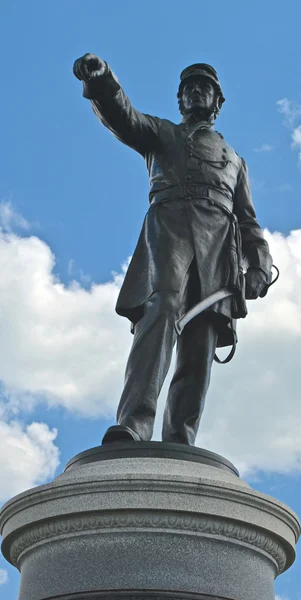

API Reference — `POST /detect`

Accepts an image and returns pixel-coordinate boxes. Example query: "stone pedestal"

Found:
[0,442,300,600]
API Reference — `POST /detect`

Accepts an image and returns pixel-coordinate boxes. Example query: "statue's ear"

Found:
[213,95,224,119]
[217,95,224,110]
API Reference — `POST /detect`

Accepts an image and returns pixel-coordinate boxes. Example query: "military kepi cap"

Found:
[178,63,225,103]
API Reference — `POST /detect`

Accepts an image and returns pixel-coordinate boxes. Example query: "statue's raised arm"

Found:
[73,53,160,155]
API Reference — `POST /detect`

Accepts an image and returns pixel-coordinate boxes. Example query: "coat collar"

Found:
[181,113,214,131]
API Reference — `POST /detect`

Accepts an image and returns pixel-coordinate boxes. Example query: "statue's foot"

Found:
[102,425,141,445]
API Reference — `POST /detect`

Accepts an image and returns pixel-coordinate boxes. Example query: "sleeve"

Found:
[82,63,161,156]
[233,158,273,277]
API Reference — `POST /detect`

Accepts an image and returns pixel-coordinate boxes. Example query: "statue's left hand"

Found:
[245,268,267,300]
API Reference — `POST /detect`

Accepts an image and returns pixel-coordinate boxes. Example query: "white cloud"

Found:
[68,258,92,286]
[277,97,301,127]
[292,125,301,161]
[254,143,273,153]
[0,569,8,585]
[292,125,301,145]
[0,230,131,416]
[277,97,301,163]
[0,414,59,501]
[275,596,289,600]
[0,224,300,478]
[0,200,30,232]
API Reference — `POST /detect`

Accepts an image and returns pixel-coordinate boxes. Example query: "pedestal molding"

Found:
[1,476,300,543]
[7,509,288,573]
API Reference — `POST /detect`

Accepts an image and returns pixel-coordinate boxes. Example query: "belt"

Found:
[150,184,233,214]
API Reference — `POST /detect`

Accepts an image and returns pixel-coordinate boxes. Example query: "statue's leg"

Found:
[113,290,184,441]
[162,312,218,445]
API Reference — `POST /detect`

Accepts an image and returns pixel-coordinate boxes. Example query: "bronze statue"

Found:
[73,54,273,446]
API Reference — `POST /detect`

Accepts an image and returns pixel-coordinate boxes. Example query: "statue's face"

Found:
[181,76,217,115]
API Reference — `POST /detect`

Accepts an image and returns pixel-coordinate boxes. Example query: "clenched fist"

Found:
[73,53,106,82]
[245,267,267,300]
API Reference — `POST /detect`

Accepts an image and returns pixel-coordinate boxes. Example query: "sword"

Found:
[174,287,234,336]
[174,265,280,336]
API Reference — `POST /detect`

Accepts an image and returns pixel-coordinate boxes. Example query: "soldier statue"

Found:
[73,54,273,446]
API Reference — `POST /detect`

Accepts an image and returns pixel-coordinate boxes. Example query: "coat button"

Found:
[188,152,194,157]
[186,174,192,181]
[186,195,192,201]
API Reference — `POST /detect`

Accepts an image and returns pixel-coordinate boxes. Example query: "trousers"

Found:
[116,260,218,445]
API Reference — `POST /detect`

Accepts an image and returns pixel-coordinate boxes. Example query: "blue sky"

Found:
[0,1,301,598]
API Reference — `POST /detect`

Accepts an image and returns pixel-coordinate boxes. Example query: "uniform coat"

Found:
[83,65,272,348]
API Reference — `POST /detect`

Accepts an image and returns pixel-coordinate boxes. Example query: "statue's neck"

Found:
[182,110,215,127]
